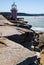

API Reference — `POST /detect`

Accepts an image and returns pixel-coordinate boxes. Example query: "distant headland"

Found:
[0,12,44,16]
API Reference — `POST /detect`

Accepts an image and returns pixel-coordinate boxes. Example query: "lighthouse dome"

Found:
[11,2,17,10]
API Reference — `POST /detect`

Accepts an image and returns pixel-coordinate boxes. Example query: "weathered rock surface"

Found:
[0,39,37,65]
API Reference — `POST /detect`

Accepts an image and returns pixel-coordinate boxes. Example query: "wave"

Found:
[31,27,44,32]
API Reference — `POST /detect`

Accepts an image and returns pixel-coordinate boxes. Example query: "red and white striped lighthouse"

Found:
[11,2,17,20]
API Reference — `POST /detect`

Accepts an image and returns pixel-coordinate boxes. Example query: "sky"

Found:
[0,0,44,14]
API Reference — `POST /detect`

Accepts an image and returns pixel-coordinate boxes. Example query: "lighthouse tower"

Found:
[11,2,17,20]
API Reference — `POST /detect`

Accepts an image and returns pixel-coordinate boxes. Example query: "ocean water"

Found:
[18,16,44,32]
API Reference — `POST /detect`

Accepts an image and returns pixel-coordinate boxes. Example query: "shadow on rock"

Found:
[17,56,37,65]
[6,33,33,50]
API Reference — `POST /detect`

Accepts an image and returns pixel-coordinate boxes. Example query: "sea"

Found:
[18,16,44,32]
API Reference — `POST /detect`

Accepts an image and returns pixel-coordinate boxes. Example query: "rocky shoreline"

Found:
[0,15,44,65]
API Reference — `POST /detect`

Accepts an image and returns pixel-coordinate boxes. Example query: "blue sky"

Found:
[0,0,44,14]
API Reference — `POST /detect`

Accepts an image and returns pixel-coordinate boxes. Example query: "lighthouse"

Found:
[11,2,17,20]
